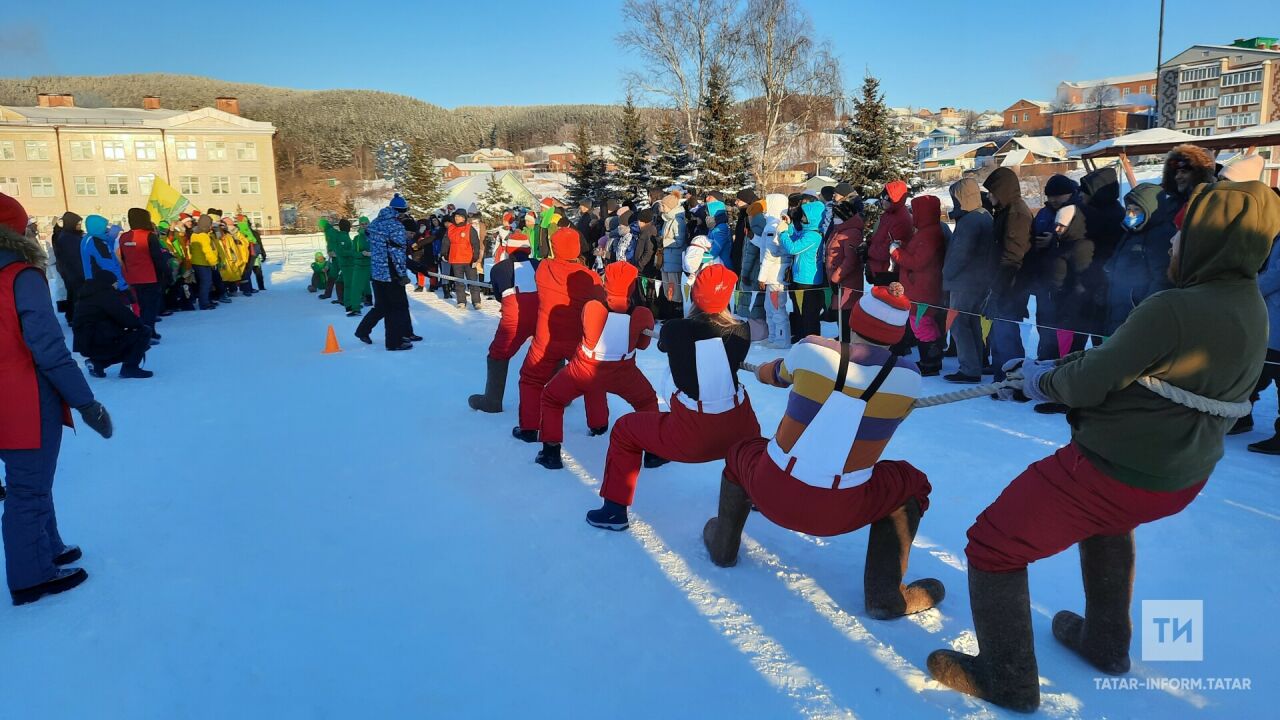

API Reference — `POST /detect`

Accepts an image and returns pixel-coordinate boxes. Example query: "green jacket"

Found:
[320,219,351,269]
[1039,180,1280,490]
[311,259,330,286]
[353,228,372,268]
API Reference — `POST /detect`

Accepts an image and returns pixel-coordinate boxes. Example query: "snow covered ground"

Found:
[2,251,1275,719]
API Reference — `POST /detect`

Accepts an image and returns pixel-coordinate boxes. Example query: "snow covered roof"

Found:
[0,105,275,133]
[523,144,574,155]
[1000,135,1073,159]
[432,159,453,167]
[1205,119,1280,142]
[929,126,961,137]
[439,171,536,213]
[802,175,838,192]
[1000,149,1031,167]
[931,141,996,162]
[1072,127,1198,158]
[452,162,495,173]
[1060,72,1156,89]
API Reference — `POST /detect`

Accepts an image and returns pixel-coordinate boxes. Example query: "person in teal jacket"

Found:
[345,216,372,316]
[780,198,826,339]
[705,200,732,266]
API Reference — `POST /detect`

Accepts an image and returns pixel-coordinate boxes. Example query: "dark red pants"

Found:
[965,443,1207,573]
[518,341,573,431]
[724,437,932,537]
[600,395,760,506]
[489,294,537,361]
[540,358,658,444]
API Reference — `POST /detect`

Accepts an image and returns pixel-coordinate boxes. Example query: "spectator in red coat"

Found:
[890,194,948,375]
[826,202,865,341]
[866,180,913,284]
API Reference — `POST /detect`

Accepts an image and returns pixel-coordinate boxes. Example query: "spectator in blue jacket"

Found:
[1103,183,1174,335]
[355,195,418,351]
[781,197,826,340]
[0,193,113,606]
[79,215,127,291]
[705,200,732,266]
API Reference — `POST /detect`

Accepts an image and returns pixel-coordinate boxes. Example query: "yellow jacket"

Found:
[189,231,217,267]
[216,231,248,281]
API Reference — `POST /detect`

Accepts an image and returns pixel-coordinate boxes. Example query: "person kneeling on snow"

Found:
[702,283,944,621]
[536,262,660,469]
[72,270,154,379]
[586,265,760,531]
[309,252,330,293]
[927,180,1280,713]
[469,230,539,413]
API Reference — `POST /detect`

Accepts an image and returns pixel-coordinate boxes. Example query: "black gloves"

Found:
[76,401,113,439]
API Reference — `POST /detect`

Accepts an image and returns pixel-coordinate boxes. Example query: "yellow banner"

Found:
[146,177,190,225]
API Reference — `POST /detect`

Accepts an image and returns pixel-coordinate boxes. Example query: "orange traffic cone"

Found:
[322,324,342,354]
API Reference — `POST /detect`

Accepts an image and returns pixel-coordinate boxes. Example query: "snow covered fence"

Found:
[262,233,326,268]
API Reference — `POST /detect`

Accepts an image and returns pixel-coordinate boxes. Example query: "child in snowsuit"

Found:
[513,228,605,441]
[469,231,539,413]
[536,262,660,469]
[703,283,944,621]
[309,252,330,292]
[755,193,793,349]
[586,265,760,531]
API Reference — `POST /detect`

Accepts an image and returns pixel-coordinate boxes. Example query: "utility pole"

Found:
[1156,0,1166,123]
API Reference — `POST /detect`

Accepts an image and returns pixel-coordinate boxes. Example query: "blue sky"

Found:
[2,0,1273,111]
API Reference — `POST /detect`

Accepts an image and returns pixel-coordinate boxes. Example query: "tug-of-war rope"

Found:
[425,271,1255,419]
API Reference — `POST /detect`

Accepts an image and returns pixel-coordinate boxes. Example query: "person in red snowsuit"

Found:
[866,179,912,285]
[469,230,539,413]
[889,194,947,375]
[826,204,866,341]
[513,227,604,441]
[535,262,660,469]
[585,264,761,531]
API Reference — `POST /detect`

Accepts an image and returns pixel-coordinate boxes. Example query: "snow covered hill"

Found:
[2,256,1274,719]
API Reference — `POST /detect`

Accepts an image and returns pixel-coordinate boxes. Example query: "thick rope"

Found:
[1135,376,1253,419]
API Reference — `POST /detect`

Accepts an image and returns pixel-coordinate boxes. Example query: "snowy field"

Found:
[2,251,1276,719]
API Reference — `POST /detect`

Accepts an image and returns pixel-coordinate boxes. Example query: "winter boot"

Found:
[1227,414,1254,436]
[586,500,629,531]
[1248,420,1280,455]
[1052,533,1134,675]
[643,452,669,469]
[54,545,82,566]
[406,334,423,342]
[927,567,1040,713]
[11,567,88,606]
[1033,402,1069,414]
[943,372,981,384]
[589,426,608,437]
[535,443,563,470]
[120,364,154,379]
[702,474,752,567]
[864,497,945,619]
[512,426,539,443]
[468,357,509,413]
[84,359,106,379]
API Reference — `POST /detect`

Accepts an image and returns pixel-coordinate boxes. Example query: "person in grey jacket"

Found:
[942,178,997,383]
[658,190,687,317]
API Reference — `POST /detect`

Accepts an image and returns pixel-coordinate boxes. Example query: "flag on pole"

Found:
[146,177,190,226]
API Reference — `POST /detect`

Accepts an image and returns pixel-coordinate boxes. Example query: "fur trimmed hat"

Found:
[849,283,911,346]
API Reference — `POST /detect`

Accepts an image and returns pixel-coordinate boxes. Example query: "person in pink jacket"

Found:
[866,180,913,285]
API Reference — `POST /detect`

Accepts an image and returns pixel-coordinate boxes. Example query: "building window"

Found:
[1185,126,1215,137]
[69,140,95,160]
[25,141,50,161]
[1219,90,1262,107]
[179,176,201,194]
[138,174,156,196]
[1222,68,1263,87]
[1218,111,1261,129]
[1178,105,1218,122]
[1011,114,1018,124]
[239,176,261,194]
[1178,86,1219,102]
[206,141,227,161]
[0,177,18,196]
[30,177,55,197]
[135,140,159,161]
[175,141,198,161]
[0,141,13,160]
[1179,65,1221,84]
[245,211,264,227]
[1122,87,1131,96]
[235,142,257,161]
[107,174,129,195]
[74,176,98,196]
[102,140,126,161]
[210,176,230,195]
[1139,85,1148,94]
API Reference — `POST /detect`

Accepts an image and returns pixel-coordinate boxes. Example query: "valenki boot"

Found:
[468,357,509,413]
[863,497,945,619]
[927,567,1041,713]
[1052,532,1135,675]
[702,474,752,567]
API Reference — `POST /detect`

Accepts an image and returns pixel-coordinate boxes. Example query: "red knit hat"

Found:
[550,227,581,260]
[0,193,28,235]
[849,283,911,345]
[884,180,909,204]
[604,261,639,312]
[691,264,738,314]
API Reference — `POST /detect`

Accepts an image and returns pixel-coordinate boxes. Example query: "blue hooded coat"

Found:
[705,201,731,267]
[779,200,825,285]
[79,215,127,290]
[367,206,408,283]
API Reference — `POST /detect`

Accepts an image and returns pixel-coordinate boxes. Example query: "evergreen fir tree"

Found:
[838,74,919,196]
[400,141,446,215]
[476,173,515,227]
[690,64,754,194]
[650,116,694,190]
[612,94,652,201]
[487,125,499,149]
[566,125,608,205]
[375,139,412,186]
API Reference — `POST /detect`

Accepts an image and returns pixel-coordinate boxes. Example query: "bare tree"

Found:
[739,0,841,187]
[1083,86,1121,146]
[960,110,982,141]
[617,0,744,145]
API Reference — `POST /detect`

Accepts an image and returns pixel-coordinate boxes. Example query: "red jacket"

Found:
[867,199,913,274]
[577,300,653,363]
[892,195,945,305]
[446,223,477,265]
[119,229,159,285]
[826,214,865,308]
[533,258,604,354]
[0,262,72,449]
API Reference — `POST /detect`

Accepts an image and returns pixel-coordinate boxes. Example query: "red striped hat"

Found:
[850,283,911,346]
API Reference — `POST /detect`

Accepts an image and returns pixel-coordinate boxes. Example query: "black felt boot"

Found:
[468,357,509,413]
[702,474,752,568]
[1052,532,1134,675]
[863,497,945,619]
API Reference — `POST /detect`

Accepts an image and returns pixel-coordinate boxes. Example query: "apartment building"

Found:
[1157,39,1280,137]
[0,93,280,231]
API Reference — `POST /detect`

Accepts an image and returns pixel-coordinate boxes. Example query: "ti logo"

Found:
[1141,600,1203,662]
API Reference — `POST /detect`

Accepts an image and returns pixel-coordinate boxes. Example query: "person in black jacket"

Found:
[1075,167,1125,347]
[51,212,84,323]
[71,271,153,379]
[576,200,603,263]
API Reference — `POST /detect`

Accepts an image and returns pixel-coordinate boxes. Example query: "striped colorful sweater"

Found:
[757,337,921,476]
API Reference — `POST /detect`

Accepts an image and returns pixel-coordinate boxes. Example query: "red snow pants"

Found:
[518,341,574,431]
[489,294,537,361]
[540,357,658,444]
[965,443,1206,573]
[600,394,760,507]
[723,437,932,537]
